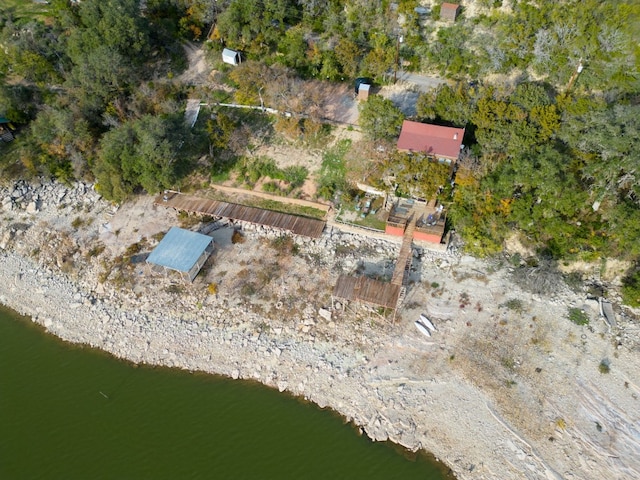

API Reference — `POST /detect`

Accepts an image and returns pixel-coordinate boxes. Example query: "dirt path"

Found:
[209,184,330,213]
[178,41,210,86]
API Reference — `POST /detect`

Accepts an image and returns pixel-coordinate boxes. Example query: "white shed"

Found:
[357,83,371,101]
[222,48,241,66]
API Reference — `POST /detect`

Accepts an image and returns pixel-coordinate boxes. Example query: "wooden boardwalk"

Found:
[155,192,326,238]
[391,215,416,286]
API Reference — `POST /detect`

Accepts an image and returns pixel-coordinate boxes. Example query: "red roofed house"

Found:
[397,120,464,164]
[440,3,461,22]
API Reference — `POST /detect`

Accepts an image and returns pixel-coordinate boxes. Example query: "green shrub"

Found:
[621,267,640,308]
[568,307,589,326]
[317,139,350,200]
[501,298,525,313]
[598,359,610,374]
[282,165,308,188]
[271,235,298,256]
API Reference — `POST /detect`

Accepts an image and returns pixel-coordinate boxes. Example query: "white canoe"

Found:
[419,314,436,332]
[415,320,431,338]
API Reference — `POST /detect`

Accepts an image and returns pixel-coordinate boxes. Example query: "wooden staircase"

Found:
[391,215,416,286]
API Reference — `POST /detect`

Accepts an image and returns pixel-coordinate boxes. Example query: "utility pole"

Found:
[394,34,403,84]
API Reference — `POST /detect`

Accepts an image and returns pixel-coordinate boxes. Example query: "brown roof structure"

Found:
[333,275,402,310]
[155,192,326,238]
[440,3,461,21]
[397,120,464,160]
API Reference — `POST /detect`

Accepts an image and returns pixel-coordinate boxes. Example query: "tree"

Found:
[0,84,39,124]
[229,60,289,105]
[358,95,404,141]
[63,0,156,121]
[344,138,394,186]
[95,114,191,201]
[69,0,150,60]
[66,45,134,119]
[622,265,640,307]
[417,83,475,126]
[0,17,67,86]
[27,106,95,182]
[334,37,362,78]
[177,0,215,40]
[560,102,640,207]
[361,32,394,80]
[277,25,309,72]
[206,112,236,153]
[216,0,301,56]
[386,152,451,200]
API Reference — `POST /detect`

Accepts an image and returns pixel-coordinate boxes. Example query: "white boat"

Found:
[419,314,436,332]
[415,320,431,338]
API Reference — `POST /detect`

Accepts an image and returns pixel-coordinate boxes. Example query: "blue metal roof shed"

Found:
[146,227,214,282]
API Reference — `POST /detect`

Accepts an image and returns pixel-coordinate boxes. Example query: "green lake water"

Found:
[0,305,452,480]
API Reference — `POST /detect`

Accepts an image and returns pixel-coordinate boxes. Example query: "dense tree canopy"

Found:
[95,114,190,202]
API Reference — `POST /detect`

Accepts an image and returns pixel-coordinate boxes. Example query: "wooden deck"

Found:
[155,192,326,238]
[333,275,401,310]
[334,212,416,315]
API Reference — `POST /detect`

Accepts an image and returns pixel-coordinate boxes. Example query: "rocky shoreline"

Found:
[2,178,639,480]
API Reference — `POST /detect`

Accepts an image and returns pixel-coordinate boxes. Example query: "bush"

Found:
[317,140,350,200]
[621,266,640,308]
[568,307,589,326]
[270,235,298,256]
[240,282,257,296]
[501,298,525,313]
[231,230,245,244]
[598,359,610,374]
[282,165,308,188]
[262,181,283,195]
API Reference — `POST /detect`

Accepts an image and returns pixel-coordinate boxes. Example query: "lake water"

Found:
[0,305,452,479]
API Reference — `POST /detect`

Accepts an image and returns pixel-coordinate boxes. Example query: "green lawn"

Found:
[2,0,51,21]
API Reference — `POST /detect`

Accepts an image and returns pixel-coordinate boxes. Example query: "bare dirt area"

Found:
[176,42,432,127]
[379,83,422,116]
[1,179,639,480]
[177,41,215,86]
[253,142,324,175]
[316,82,360,126]
[238,125,364,200]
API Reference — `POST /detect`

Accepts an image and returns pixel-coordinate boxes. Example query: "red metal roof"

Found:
[441,3,460,12]
[397,120,465,159]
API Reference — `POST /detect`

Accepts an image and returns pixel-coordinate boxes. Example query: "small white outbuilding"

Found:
[222,48,241,66]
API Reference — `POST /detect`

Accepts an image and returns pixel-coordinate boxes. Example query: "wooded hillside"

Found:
[1,0,639,304]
